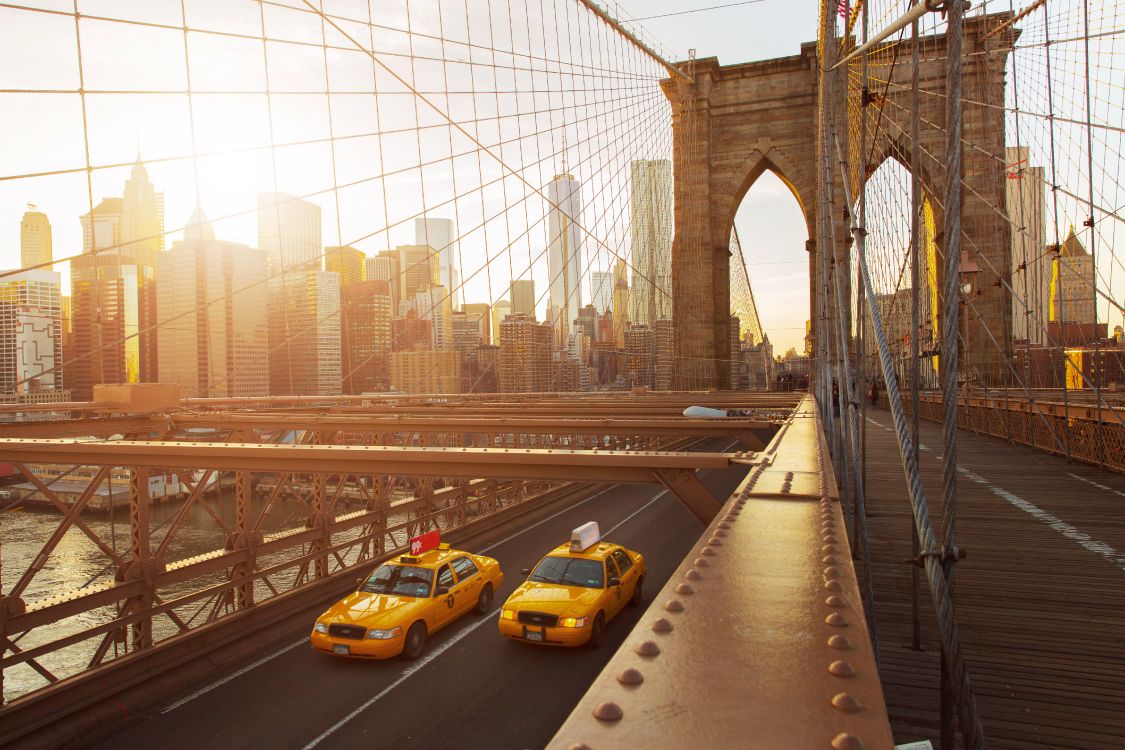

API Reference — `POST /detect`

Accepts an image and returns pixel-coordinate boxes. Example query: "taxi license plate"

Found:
[526,630,544,642]
[333,644,350,655]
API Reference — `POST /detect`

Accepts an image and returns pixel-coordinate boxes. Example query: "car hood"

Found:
[504,581,603,616]
[319,591,428,629]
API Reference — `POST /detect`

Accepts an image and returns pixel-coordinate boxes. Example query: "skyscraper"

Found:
[546,171,583,341]
[511,279,536,318]
[411,285,453,350]
[156,208,269,398]
[267,270,341,396]
[499,313,553,392]
[325,245,366,288]
[613,258,630,347]
[624,323,655,388]
[416,217,460,310]
[341,279,393,394]
[1050,227,1097,326]
[20,207,52,270]
[461,302,491,345]
[590,269,613,313]
[628,160,673,325]
[0,269,64,396]
[120,156,164,382]
[258,192,322,274]
[1006,146,1048,344]
[396,244,440,311]
[367,251,401,313]
[490,300,511,344]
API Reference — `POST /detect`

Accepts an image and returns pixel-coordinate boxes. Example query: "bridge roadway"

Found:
[88,438,748,750]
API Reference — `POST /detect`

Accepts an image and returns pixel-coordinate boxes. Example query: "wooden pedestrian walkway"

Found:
[861,408,1125,749]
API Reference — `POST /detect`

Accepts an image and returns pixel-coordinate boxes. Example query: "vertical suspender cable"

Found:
[909,16,923,653]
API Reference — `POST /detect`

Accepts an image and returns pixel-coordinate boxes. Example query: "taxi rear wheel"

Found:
[585,613,606,650]
[629,576,644,607]
[474,583,493,615]
[401,622,427,660]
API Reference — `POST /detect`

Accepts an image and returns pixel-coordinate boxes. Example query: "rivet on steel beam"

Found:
[675,583,695,595]
[825,595,846,607]
[593,702,624,722]
[821,520,835,530]
[617,668,644,685]
[567,744,592,750]
[824,579,843,591]
[718,521,731,529]
[822,534,838,544]
[828,634,853,650]
[825,612,849,627]
[828,660,857,677]
[723,514,738,522]
[831,733,865,750]
[707,537,724,545]
[665,599,685,612]
[635,640,661,656]
[822,544,839,554]
[693,557,711,567]
[831,692,862,712]
[700,547,716,556]
[822,555,839,564]
[714,529,729,537]
[652,618,674,633]
[823,566,842,579]
[685,569,702,581]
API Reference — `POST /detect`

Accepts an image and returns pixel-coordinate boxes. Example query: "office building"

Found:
[613,259,630,347]
[498,313,552,392]
[654,318,674,390]
[367,251,401,313]
[20,206,52,270]
[462,302,491,345]
[546,171,583,341]
[326,245,366,288]
[466,345,500,393]
[624,323,655,388]
[392,308,433,351]
[390,349,461,394]
[258,192,322,274]
[511,279,536,318]
[490,300,511,345]
[1006,146,1049,344]
[628,160,673,325]
[267,270,341,396]
[411,285,453,350]
[396,244,440,309]
[0,269,64,397]
[120,157,164,382]
[156,208,269,397]
[416,217,460,310]
[1050,227,1097,326]
[341,279,393,393]
[590,270,613,313]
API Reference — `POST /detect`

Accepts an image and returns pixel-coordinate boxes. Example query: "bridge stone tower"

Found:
[664,16,1013,390]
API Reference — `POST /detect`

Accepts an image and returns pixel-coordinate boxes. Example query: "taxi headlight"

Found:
[366,627,402,640]
[314,622,329,634]
[500,609,517,621]
[559,617,588,628]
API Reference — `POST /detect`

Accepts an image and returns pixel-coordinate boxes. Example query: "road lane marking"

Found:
[1068,472,1125,499]
[160,639,305,714]
[958,466,1125,573]
[301,485,687,749]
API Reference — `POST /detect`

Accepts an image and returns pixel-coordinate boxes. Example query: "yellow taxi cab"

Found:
[311,530,503,660]
[498,522,645,648]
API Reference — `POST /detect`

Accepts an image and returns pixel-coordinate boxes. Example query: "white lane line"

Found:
[1068,472,1125,499]
[302,487,678,749]
[160,639,305,713]
[302,607,501,749]
[478,485,616,553]
[958,466,1125,573]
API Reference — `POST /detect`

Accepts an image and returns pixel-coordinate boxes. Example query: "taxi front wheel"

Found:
[474,583,493,615]
[585,613,606,650]
[629,576,644,607]
[401,622,427,660]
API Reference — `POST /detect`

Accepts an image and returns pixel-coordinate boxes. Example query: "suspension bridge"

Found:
[0,1,1123,748]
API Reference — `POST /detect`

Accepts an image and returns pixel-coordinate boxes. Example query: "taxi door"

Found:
[450,556,483,617]
[609,548,638,617]
[432,563,461,630]
[604,557,626,619]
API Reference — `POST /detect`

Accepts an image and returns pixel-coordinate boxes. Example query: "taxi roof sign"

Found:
[409,529,441,557]
[570,521,600,553]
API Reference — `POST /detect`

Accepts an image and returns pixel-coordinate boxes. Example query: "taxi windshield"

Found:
[361,564,432,597]
[529,556,604,588]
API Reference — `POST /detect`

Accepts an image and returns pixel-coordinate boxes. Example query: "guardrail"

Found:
[904,392,1124,472]
[548,395,893,749]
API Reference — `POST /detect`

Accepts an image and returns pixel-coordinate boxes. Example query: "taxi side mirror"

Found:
[608,576,621,588]
[355,577,364,586]
[521,568,531,576]
[434,586,450,596]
